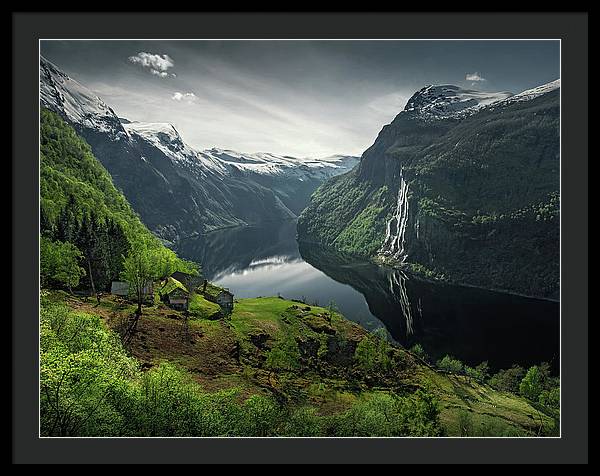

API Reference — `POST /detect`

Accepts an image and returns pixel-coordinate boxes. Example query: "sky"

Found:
[41,40,560,157]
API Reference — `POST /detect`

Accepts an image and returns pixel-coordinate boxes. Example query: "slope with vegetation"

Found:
[298,83,560,299]
[40,108,197,299]
[41,291,558,437]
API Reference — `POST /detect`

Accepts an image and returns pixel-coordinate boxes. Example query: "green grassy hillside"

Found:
[41,291,557,437]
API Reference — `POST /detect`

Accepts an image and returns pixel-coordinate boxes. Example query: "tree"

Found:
[77,213,101,303]
[40,237,86,292]
[519,365,543,401]
[475,361,490,381]
[121,240,159,338]
[409,343,429,362]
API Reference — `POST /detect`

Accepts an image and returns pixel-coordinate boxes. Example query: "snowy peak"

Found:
[39,57,359,181]
[202,148,359,179]
[124,122,187,153]
[403,79,560,120]
[404,84,513,119]
[40,56,125,138]
[498,79,560,106]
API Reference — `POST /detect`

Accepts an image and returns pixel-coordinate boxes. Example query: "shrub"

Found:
[436,355,464,374]
[519,365,544,401]
[354,328,393,373]
[329,390,442,437]
[489,365,526,393]
[409,343,429,361]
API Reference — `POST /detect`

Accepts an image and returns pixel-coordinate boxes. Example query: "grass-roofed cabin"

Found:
[170,271,203,293]
[158,277,190,311]
[202,281,234,313]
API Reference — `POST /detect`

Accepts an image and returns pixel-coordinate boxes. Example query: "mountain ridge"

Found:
[40,56,359,243]
[298,79,560,299]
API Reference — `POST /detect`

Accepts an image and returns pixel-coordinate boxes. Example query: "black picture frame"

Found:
[12,11,588,464]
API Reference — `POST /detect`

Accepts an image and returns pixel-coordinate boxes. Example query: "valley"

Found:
[39,55,561,438]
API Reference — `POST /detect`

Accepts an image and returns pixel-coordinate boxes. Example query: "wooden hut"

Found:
[159,277,190,311]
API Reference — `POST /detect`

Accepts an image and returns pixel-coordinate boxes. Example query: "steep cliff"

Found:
[298,82,560,299]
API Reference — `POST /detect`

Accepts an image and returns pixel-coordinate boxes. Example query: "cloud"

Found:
[466,72,486,82]
[129,52,176,78]
[171,92,198,103]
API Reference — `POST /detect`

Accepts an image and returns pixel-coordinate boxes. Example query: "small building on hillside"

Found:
[203,282,234,313]
[111,281,154,302]
[170,271,203,293]
[111,280,129,297]
[159,277,190,311]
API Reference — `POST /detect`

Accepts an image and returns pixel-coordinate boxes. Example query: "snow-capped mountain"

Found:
[404,84,513,119]
[402,80,559,121]
[299,78,560,298]
[495,79,560,106]
[40,57,127,139]
[39,56,359,242]
[122,121,358,180]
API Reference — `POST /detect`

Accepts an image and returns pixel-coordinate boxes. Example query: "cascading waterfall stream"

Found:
[380,170,410,263]
[388,270,414,336]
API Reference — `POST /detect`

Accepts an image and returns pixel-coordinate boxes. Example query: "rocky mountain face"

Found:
[298,82,560,299]
[40,56,358,244]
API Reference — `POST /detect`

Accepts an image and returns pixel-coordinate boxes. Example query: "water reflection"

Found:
[299,242,559,373]
[175,220,559,373]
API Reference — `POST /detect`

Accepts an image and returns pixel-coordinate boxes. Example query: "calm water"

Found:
[176,220,559,373]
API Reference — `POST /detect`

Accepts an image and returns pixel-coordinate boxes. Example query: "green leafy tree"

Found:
[436,355,464,374]
[121,240,160,339]
[40,237,86,292]
[538,387,560,409]
[519,365,544,401]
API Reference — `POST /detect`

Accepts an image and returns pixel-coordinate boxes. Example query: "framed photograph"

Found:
[12,11,588,464]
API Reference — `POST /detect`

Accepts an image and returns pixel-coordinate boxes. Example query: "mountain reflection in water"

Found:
[175,220,559,373]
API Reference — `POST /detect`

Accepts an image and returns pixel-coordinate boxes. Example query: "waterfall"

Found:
[380,170,410,263]
[388,270,414,336]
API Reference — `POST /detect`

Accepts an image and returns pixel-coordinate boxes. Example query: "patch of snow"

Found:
[40,56,124,138]
[496,79,560,106]
[404,84,513,119]
[403,80,560,121]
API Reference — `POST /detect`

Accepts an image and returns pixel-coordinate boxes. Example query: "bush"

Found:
[436,355,464,374]
[409,343,429,361]
[464,361,490,382]
[538,387,560,409]
[329,390,442,437]
[354,328,392,373]
[489,365,526,393]
[519,362,559,409]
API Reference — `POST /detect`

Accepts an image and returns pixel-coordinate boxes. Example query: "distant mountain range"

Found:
[40,56,358,243]
[298,80,560,299]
